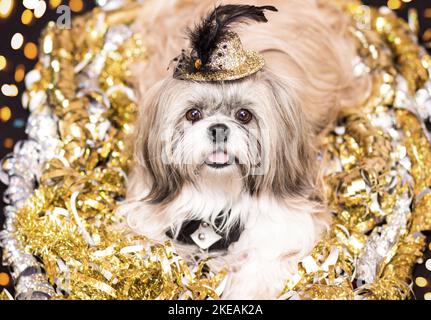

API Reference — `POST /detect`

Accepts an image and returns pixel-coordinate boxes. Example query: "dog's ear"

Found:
[269,74,315,197]
[246,71,315,198]
[133,80,183,204]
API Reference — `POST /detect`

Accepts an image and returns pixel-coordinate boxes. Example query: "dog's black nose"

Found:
[208,123,230,143]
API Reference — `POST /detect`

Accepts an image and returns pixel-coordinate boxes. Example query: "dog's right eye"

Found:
[186,108,203,122]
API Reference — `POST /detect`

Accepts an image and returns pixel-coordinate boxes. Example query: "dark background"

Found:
[0,0,430,299]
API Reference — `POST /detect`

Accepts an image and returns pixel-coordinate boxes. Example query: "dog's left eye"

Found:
[186,108,203,122]
[235,109,253,124]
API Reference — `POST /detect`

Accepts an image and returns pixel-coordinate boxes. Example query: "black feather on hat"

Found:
[171,4,278,82]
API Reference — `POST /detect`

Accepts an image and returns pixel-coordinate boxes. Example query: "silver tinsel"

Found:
[0,3,134,299]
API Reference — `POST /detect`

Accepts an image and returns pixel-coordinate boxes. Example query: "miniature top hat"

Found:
[171,4,278,82]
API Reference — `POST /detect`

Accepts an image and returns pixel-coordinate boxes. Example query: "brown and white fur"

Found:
[117,0,370,299]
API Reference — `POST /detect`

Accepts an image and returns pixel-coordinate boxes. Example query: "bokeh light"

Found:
[24,42,38,60]
[387,0,402,10]
[3,138,13,149]
[0,0,13,18]
[415,276,428,287]
[13,118,25,128]
[1,84,18,97]
[426,259,431,271]
[0,55,6,71]
[43,35,53,54]
[49,0,61,8]
[14,64,25,83]
[21,9,33,25]
[69,0,84,12]
[0,272,10,286]
[23,0,39,10]
[0,106,12,122]
[34,0,47,19]
[11,33,24,50]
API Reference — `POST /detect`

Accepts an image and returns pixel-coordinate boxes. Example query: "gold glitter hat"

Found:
[172,4,278,82]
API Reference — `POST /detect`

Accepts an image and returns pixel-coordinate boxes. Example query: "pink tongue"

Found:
[207,152,230,164]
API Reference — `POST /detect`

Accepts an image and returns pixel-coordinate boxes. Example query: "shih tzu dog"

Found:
[118,0,370,299]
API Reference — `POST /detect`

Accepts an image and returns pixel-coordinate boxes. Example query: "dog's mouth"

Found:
[204,151,235,169]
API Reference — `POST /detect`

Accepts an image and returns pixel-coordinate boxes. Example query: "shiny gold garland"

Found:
[5,1,431,299]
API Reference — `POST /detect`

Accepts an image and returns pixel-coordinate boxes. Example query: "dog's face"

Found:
[135,70,314,203]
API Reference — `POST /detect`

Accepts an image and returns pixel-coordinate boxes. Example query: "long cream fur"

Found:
[117,0,371,299]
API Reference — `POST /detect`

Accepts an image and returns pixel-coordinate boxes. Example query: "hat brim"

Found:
[177,51,265,82]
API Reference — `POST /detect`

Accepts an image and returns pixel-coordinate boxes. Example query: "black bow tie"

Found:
[165,212,243,252]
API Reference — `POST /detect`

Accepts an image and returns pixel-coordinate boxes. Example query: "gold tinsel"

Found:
[4,0,431,299]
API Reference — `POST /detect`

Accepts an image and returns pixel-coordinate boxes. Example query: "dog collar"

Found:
[165,213,243,252]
